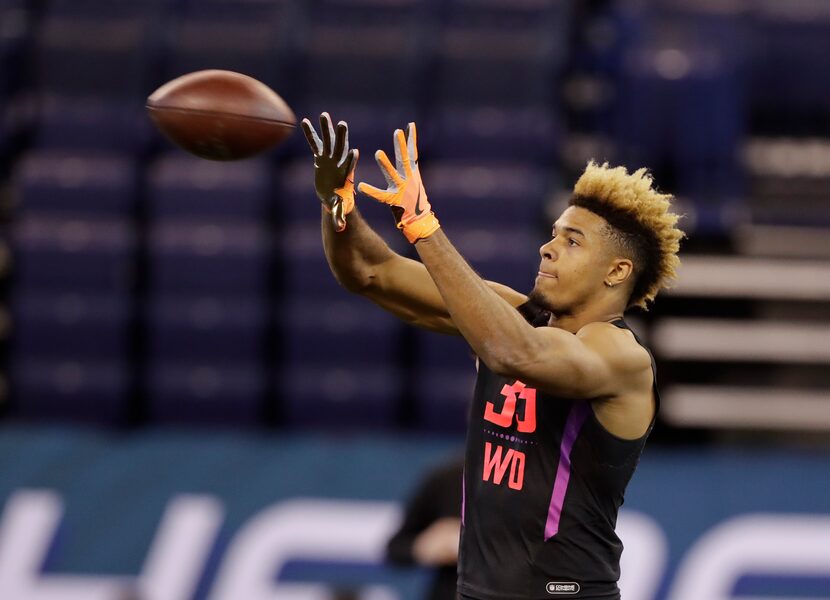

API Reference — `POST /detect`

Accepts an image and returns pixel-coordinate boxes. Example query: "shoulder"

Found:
[575,321,652,378]
[577,323,656,437]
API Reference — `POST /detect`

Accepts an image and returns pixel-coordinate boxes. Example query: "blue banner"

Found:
[0,425,828,600]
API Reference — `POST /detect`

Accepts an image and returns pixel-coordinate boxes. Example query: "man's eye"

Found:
[568,239,578,246]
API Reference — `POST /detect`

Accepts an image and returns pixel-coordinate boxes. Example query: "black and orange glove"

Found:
[358,122,440,243]
[301,112,359,232]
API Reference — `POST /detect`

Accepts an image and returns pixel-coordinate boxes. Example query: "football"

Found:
[146,70,296,161]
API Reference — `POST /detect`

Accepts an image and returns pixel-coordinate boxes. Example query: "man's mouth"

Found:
[537,271,557,279]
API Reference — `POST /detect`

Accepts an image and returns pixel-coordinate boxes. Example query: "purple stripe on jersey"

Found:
[544,403,591,540]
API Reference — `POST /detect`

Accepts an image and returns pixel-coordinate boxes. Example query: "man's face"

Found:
[530,206,614,314]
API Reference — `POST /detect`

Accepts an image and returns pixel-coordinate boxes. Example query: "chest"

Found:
[471,363,577,443]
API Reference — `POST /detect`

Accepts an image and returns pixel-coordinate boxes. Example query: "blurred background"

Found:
[0,0,828,598]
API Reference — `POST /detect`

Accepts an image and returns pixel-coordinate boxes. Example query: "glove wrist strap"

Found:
[325,187,355,216]
[399,212,440,243]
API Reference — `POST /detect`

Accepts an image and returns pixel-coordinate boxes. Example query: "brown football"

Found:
[147,70,296,161]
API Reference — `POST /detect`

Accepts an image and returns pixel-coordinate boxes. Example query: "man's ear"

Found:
[605,257,634,288]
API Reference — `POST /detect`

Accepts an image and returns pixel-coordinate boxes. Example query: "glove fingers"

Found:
[406,122,418,164]
[358,182,398,205]
[392,129,403,175]
[319,112,335,157]
[301,118,323,155]
[333,120,349,165]
[375,150,402,187]
[394,128,410,176]
[345,148,359,176]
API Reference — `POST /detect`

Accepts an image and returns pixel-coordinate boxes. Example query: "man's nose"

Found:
[539,240,556,260]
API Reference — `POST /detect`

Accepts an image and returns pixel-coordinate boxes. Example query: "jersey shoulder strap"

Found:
[610,318,661,414]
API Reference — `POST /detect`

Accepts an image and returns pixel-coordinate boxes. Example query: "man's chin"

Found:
[527,288,557,313]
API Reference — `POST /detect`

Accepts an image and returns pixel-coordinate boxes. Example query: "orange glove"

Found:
[358,122,440,243]
[301,112,359,232]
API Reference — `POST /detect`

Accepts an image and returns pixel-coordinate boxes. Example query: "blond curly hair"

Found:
[571,161,685,311]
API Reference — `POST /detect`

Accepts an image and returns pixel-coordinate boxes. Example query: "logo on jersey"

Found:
[482,442,525,490]
[481,380,537,491]
[546,581,580,595]
[484,380,536,433]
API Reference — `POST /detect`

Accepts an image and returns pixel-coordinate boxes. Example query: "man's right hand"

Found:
[412,517,461,566]
[301,112,359,232]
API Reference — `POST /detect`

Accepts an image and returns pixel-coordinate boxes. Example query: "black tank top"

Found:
[457,301,660,600]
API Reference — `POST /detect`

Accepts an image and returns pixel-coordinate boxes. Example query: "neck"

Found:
[545,303,625,334]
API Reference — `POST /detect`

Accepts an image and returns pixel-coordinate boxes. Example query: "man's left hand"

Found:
[358,122,441,244]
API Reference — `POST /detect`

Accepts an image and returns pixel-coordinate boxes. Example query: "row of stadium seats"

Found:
[2,0,826,198]
[12,151,551,227]
[1,0,569,113]
[10,294,481,430]
[7,145,544,429]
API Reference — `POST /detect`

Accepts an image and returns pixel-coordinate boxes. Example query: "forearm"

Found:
[415,229,534,369]
[322,205,397,292]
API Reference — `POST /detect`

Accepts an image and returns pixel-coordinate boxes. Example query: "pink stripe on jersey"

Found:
[544,403,590,540]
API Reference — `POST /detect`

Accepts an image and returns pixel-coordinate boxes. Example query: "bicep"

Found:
[505,325,648,399]
[363,254,527,335]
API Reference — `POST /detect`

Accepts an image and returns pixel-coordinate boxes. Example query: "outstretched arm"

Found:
[415,230,648,397]
[304,113,526,334]
[319,204,451,333]
[358,123,650,397]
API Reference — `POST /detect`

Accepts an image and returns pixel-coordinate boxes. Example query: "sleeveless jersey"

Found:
[457,302,660,600]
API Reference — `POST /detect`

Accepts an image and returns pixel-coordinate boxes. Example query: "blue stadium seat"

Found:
[146,362,265,425]
[146,294,266,362]
[147,155,272,220]
[11,291,130,358]
[310,0,426,24]
[164,11,293,91]
[33,15,161,101]
[43,0,173,18]
[303,0,428,106]
[279,224,345,296]
[616,46,743,164]
[14,151,138,216]
[413,328,475,371]
[432,0,570,108]
[443,226,540,293]
[414,368,477,433]
[31,97,151,153]
[12,215,135,292]
[427,106,561,164]
[147,220,270,295]
[178,0,290,20]
[411,331,478,432]
[281,298,401,366]
[611,11,746,226]
[302,32,421,108]
[0,116,9,157]
[11,358,130,424]
[749,4,830,133]
[279,160,318,223]
[280,365,402,430]
[0,1,29,102]
[421,161,548,228]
